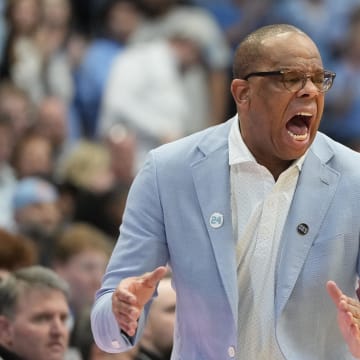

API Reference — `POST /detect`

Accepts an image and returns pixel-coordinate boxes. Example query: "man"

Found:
[91,24,360,359]
[52,222,113,322]
[0,265,71,360]
[74,0,142,138]
[129,0,231,128]
[135,273,176,360]
[12,176,63,266]
[98,34,204,170]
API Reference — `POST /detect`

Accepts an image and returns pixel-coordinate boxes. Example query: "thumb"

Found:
[142,266,168,288]
[326,280,343,306]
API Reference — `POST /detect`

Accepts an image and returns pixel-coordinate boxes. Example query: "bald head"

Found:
[232,24,311,79]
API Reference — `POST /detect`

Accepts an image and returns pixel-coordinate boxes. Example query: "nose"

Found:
[299,76,320,97]
[50,316,68,335]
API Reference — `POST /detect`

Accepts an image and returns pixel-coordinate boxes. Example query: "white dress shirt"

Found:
[229,117,306,359]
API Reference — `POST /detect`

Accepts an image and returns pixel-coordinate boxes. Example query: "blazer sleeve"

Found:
[90,152,169,352]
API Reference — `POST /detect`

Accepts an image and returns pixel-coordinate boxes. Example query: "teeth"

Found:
[287,130,308,141]
[296,112,312,117]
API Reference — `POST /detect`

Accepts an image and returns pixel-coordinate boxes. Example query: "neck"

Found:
[259,158,293,181]
[0,343,24,360]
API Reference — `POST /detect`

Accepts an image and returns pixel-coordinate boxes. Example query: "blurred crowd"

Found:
[1,0,360,359]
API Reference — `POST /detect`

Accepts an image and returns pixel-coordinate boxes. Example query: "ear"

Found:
[231,78,250,106]
[0,315,14,346]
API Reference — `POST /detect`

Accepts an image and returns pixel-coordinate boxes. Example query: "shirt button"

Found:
[228,346,236,358]
[111,340,120,348]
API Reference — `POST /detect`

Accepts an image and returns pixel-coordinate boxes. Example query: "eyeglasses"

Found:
[243,69,336,93]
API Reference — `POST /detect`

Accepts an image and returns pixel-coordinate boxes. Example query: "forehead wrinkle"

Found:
[270,42,323,69]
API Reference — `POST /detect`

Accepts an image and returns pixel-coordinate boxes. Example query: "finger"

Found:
[346,310,360,330]
[339,307,350,323]
[113,298,140,320]
[122,321,138,337]
[114,287,138,305]
[338,294,360,321]
[351,322,360,339]
[117,316,139,337]
[326,280,343,306]
[345,301,360,320]
[141,266,168,288]
[113,306,139,325]
[112,302,140,336]
[345,296,360,308]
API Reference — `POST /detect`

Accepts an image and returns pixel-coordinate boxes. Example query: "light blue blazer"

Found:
[91,117,360,360]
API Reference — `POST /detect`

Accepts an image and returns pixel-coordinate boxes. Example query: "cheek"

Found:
[250,90,284,121]
[157,315,175,334]
[13,323,45,345]
[71,271,101,293]
[25,209,43,222]
[156,318,175,345]
[316,99,325,125]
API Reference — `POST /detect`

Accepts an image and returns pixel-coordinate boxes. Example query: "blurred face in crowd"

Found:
[0,288,70,360]
[36,97,68,149]
[54,250,109,313]
[107,1,141,43]
[13,135,54,179]
[42,0,71,27]
[15,201,62,238]
[0,89,32,140]
[8,0,42,35]
[141,277,176,359]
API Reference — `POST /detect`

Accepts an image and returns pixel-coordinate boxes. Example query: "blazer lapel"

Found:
[275,141,340,318]
[191,122,238,321]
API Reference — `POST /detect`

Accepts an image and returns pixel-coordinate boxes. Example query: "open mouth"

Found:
[286,112,312,141]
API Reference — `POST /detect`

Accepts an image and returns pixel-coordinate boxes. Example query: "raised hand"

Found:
[112,266,168,336]
[326,280,360,358]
